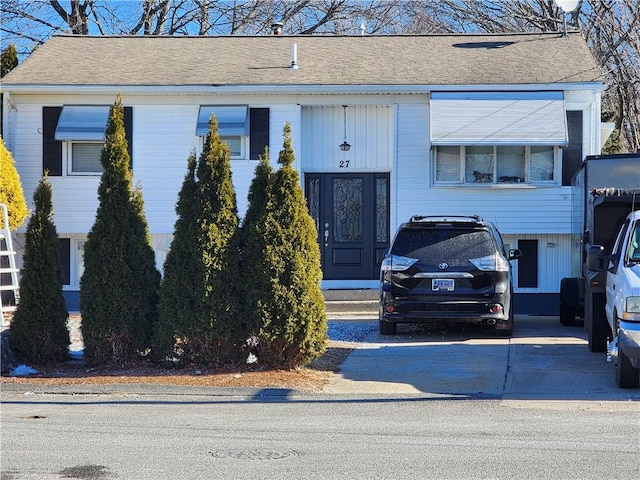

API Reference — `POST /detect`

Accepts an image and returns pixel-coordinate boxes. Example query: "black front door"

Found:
[305,173,390,280]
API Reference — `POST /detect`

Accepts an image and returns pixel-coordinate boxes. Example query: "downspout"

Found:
[2,92,16,152]
[594,90,601,155]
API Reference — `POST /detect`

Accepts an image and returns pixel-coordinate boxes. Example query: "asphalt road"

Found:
[1,315,639,479]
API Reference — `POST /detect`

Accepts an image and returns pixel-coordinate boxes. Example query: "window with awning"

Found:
[430,91,568,147]
[54,105,110,141]
[196,106,248,137]
[53,105,111,175]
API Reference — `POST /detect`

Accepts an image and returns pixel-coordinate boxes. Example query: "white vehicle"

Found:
[588,209,640,388]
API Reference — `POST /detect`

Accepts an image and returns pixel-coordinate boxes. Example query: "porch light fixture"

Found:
[340,105,351,151]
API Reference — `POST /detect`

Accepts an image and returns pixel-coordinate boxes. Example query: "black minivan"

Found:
[379,215,521,335]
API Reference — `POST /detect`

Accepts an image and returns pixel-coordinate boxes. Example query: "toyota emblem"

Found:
[438,262,449,270]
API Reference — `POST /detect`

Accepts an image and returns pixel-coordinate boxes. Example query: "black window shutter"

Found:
[43,107,63,176]
[517,239,538,288]
[249,108,269,160]
[59,238,71,286]
[124,106,133,168]
[562,111,583,186]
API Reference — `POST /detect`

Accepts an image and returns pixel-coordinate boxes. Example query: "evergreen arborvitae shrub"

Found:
[9,175,69,366]
[153,152,207,364]
[1,44,19,78]
[80,95,160,366]
[1,136,28,308]
[254,123,327,369]
[0,136,28,231]
[154,116,243,367]
[194,115,243,365]
[239,150,274,341]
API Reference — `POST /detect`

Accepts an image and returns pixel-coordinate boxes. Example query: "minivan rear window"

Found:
[391,228,495,260]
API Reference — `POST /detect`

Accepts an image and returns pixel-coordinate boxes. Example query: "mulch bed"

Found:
[1,314,356,391]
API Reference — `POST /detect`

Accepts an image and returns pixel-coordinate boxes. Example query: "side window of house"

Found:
[562,111,583,186]
[434,145,556,185]
[196,106,269,160]
[59,238,71,286]
[58,238,87,288]
[42,106,133,176]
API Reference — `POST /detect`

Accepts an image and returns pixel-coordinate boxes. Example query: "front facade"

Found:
[0,33,606,312]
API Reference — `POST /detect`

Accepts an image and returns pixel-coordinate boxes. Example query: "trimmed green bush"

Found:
[9,174,69,366]
[154,116,243,367]
[153,152,207,364]
[239,150,274,341]
[80,95,160,366]
[253,123,327,369]
[0,136,28,231]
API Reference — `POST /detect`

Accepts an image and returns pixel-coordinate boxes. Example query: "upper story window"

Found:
[66,141,104,174]
[430,91,566,186]
[55,105,109,175]
[196,106,269,161]
[43,105,132,177]
[434,145,557,185]
[197,106,248,160]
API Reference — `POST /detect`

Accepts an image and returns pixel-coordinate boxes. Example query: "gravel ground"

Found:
[326,320,377,342]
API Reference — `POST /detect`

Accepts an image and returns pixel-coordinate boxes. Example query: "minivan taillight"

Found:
[470,253,509,272]
[381,255,418,272]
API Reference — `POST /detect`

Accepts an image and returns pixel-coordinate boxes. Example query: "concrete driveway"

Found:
[323,315,640,403]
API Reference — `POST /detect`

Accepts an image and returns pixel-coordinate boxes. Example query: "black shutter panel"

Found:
[562,111,583,186]
[249,108,269,160]
[517,239,538,288]
[124,106,133,168]
[43,107,63,176]
[59,238,71,286]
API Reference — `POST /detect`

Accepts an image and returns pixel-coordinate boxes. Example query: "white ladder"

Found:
[0,203,20,320]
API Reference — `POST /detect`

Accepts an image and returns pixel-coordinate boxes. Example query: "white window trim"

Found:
[198,135,248,161]
[433,146,559,187]
[61,237,87,290]
[64,140,104,176]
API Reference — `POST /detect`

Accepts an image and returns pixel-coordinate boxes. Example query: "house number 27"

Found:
[339,160,350,168]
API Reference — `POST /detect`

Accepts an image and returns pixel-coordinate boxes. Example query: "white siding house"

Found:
[0,33,606,313]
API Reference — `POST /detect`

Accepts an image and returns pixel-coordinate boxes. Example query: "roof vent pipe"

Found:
[290,43,299,70]
[271,22,283,35]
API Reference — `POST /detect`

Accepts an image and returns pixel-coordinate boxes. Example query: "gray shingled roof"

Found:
[1,32,604,88]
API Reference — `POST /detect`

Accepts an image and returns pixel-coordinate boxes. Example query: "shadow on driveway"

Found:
[324,316,640,402]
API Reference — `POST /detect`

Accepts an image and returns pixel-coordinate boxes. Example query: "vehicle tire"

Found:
[588,294,608,353]
[559,305,577,326]
[379,310,397,335]
[616,345,640,388]
[614,315,640,388]
[588,321,608,353]
[496,303,514,337]
[496,327,512,337]
[559,278,579,326]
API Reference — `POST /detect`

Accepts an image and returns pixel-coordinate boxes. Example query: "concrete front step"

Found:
[323,289,379,315]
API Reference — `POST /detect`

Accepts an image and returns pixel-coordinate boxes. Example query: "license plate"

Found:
[432,279,454,291]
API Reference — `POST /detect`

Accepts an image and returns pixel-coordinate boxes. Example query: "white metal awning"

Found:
[430,92,568,146]
[54,105,110,141]
[196,106,248,136]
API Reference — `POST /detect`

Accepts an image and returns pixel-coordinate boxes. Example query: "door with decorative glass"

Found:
[305,173,390,280]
